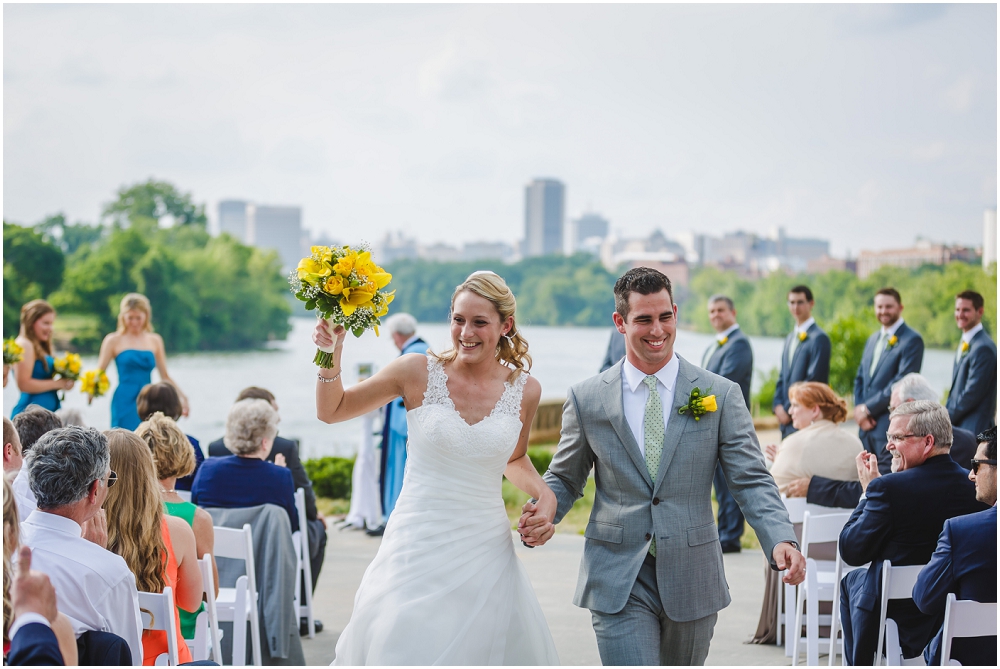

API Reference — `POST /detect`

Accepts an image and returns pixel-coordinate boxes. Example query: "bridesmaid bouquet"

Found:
[3,338,23,364]
[80,369,110,401]
[53,353,82,381]
[289,244,394,368]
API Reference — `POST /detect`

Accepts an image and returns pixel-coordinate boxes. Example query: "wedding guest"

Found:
[18,426,144,665]
[192,399,298,532]
[773,286,830,439]
[853,287,924,475]
[103,429,200,665]
[946,290,997,435]
[701,294,753,552]
[4,477,78,666]
[135,382,203,491]
[3,417,23,474]
[371,313,430,536]
[838,402,986,665]
[10,407,63,520]
[135,413,218,641]
[766,382,862,493]
[10,300,74,419]
[54,408,86,427]
[96,293,188,431]
[913,427,996,666]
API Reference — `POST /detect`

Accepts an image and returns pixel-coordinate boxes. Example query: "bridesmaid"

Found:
[97,293,188,430]
[10,300,74,418]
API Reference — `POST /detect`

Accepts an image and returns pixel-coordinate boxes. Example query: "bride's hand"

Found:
[313,320,346,350]
[518,499,556,547]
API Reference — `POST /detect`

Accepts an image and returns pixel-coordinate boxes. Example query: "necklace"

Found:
[160,488,176,494]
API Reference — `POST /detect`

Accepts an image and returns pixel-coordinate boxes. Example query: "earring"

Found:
[504,329,516,346]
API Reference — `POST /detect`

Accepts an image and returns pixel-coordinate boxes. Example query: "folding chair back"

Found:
[213,524,262,666]
[876,560,927,666]
[828,548,868,666]
[187,554,223,662]
[138,587,180,666]
[940,593,997,665]
[296,487,316,638]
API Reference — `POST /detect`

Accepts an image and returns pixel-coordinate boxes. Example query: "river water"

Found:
[4,318,959,460]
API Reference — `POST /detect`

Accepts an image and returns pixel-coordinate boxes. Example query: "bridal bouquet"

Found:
[3,338,23,365]
[289,244,394,368]
[80,369,110,400]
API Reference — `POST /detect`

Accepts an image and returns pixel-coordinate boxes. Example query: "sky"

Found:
[3,3,997,257]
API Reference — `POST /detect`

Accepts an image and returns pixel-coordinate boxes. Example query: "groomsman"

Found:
[702,295,753,553]
[773,285,831,438]
[853,287,924,474]
[946,290,997,435]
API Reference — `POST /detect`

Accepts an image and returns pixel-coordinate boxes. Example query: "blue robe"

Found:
[380,337,430,519]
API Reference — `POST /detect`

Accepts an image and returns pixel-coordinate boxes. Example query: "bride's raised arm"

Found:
[313,321,424,424]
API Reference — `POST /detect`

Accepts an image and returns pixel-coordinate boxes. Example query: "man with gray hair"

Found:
[369,313,430,535]
[837,401,988,665]
[19,427,144,665]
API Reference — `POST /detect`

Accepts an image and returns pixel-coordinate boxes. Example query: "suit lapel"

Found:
[600,363,653,489]
[653,357,697,492]
[872,323,904,378]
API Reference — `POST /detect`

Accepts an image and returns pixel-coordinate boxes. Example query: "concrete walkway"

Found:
[301,526,791,666]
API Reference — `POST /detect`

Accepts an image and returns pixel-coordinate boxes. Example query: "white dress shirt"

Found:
[794,317,815,338]
[19,510,144,666]
[961,322,983,345]
[880,317,905,338]
[621,354,680,457]
[12,468,37,521]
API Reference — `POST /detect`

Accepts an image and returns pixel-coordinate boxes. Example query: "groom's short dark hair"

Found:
[614,267,673,320]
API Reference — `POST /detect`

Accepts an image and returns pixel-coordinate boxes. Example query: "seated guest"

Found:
[4,417,23,474]
[18,427,144,665]
[54,408,86,427]
[838,401,988,665]
[766,382,862,494]
[10,407,62,519]
[193,399,298,532]
[913,427,997,666]
[4,477,78,665]
[103,429,201,665]
[788,373,980,508]
[136,382,203,491]
[135,413,219,641]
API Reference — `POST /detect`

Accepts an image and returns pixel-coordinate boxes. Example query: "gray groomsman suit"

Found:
[543,355,796,665]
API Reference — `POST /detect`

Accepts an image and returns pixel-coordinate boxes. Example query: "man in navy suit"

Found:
[946,290,997,435]
[702,294,753,552]
[838,401,988,665]
[773,285,830,439]
[913,426,996,666]
[853,288,924,475]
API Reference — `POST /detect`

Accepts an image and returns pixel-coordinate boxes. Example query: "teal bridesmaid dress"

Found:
[10,356,60,418]
[111,349,156,430]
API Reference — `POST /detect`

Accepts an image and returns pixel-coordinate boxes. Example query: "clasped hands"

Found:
[518,496,557,547]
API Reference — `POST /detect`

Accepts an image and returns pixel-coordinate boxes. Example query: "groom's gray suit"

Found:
[543,355,796,665]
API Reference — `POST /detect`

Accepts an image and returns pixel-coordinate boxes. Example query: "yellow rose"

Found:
[798,331,808,342]
[333,251,358,277]
[311,246,333,262]
[701,395,718,412]
[888,335,898,347]
[718,336,728,346]
[961,341,970,353]
[297,257,331,281]
[323,275,345,296]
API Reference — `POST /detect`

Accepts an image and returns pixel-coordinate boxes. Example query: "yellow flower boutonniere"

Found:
[678,387,717,421]
[960,341,970,355]
[797,331,808,342]
[718,336,728,346]
[887,335,898,348]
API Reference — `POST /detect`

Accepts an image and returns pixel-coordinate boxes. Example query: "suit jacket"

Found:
[209,435,317,521]
[544,356,795,620]
[946,329,998,435]
[703,327,753,409]
[913,506,997,666]
[774,322,831,436]
[6,622,64,666]
[808,425,979,509]
[853,322,924,473]
[600,330,627,373]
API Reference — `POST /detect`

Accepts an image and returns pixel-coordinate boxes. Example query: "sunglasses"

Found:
[970,459,996,474]
[104,470,118,488]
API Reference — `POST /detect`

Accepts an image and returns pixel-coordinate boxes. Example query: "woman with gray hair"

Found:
[190,399,298,531]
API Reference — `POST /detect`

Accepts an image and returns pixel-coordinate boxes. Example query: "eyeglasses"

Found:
[885,433,922,445]
[970,459,997,474]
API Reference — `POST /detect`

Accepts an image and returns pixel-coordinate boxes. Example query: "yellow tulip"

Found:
[701,395,718,412]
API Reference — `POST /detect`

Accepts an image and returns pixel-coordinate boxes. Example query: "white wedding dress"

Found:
[332,357,560,666]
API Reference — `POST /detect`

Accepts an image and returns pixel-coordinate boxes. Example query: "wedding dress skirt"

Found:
[332,358,560,666]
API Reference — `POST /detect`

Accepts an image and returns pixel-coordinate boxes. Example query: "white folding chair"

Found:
[295,488,316,638]
[138,587,180,666]
[828,547,867,666]
[939,593,997,665]
[791,511,852,665]
[176,490,192,502]
[876,560,927,666]
[187,554,223,663]
[213,524,262,666]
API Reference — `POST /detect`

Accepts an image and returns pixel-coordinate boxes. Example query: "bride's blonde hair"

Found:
[432,271,531,381]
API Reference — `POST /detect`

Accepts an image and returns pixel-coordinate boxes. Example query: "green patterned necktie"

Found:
[869,331,887,377]
[642,375,664,556]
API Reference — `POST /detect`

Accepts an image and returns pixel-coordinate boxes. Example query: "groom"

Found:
[521,267,804,665]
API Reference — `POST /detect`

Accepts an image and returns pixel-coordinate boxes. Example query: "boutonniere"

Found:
[887,335,898,348]
[718,336,728,346]
[797,331,808,342]
[678,387,717,421]
[960,341,970,355]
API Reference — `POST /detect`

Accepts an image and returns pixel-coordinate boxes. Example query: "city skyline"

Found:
[3,4,996,257]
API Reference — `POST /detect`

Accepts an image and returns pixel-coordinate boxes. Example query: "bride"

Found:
[313,271,561,665]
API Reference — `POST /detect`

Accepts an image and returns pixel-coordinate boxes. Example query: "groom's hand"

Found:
[773,542,806,585]
[518,501,555,547]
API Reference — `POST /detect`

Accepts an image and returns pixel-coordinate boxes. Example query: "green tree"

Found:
[103,180,208,228]
[827,314,871,397]
[3,222,66,337]
[36,214,104,256]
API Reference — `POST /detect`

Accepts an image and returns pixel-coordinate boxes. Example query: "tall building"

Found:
[571,213,610,252]
[215,200,302,271]
[217,200,251,242]
[523,179,565,257]
[856,240,979,279]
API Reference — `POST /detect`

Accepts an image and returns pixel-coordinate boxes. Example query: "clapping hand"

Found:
[764,443,778,461]
[855,451,881,493]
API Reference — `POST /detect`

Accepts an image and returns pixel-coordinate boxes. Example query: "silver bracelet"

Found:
[317,371,342,384]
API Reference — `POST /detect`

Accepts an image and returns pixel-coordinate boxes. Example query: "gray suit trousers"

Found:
[591,553,718,666]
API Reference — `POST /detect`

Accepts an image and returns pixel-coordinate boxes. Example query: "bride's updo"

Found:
[435,271,531,380]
